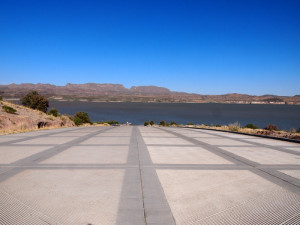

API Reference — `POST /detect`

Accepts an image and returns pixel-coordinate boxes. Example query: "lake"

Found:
[50,101,300,130]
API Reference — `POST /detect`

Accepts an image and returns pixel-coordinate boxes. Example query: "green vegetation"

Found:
[159,120,168,126]
[73,112,91,126]
[297,127,300,133]
[95,120,119,125]
[244,123,258,129]
[265,124,279,131]
[21,91,49,113]
[105,120,119,125]
[187,122,194,125]
[144,121,149,126]
[170,121,177,125]
[48,108,59,117]
[2,105,17,114]
[215,124,222,127]
[149,120,155,126]
[228,122,240,132]
[0,96,2,101]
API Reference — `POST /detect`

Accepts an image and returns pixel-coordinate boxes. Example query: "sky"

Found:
[0,0,299,96]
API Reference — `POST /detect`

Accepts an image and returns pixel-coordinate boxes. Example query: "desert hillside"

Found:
[1,83,299,104]
[0,101,74,135]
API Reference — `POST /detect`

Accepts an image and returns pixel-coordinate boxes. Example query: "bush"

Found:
[21,91,49,113]
[170,121,177,125]
[144,121,149,126]
[187,122,194,125]
[2,105,17,114]
[265,124,279,131]
[73,112,91,126]
[244,123,258,129]
[48,108,59,117]
[215,124,222,127]
[159,120,168,126]
[106,120,119,125]
[228,122,240,132]
[149,120,155,126]
[0,96,2,101]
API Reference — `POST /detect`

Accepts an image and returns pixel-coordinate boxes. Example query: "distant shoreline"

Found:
[1,83,299,105]
[5,98,300,105]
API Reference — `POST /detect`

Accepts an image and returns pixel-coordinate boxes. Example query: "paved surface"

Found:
[0,126,299,224]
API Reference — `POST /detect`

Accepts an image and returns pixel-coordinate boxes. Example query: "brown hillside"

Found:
[0,101,74,135]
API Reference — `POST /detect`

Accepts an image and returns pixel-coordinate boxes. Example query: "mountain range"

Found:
[0,83,299,104]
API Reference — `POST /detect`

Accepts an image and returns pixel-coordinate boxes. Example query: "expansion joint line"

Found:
[134,127,147,225]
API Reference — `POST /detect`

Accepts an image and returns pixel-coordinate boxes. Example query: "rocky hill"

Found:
[0,83,299,104]
[0,101,74,134]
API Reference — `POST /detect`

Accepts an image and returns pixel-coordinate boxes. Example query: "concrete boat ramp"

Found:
[0,126,299,224]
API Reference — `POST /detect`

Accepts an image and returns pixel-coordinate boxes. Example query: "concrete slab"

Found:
[15,136,78,145]
[96,132,131,137]
[280,170,300,179]
[284,146,300,153]
[220,146,300,164]
[172,132,217,138]
[195,137,253,146]
[156,169,300,225]
[213,132,258,139]
[1,126,300,224]
[147,146,233,164]
[80,136,131,145]
[0,136,27,143]
[49,132,88,137]
[1,169,124,225]
[40,146,129,164]
[192,130,230,135]
[0,146,52,164]
[138,127,161,132]
[246,138,300,147]
[141,132,177,137]
[143,137,194,145]
[105,127,133,133]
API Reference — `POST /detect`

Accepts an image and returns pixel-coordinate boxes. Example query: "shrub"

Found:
[170,121,177,125]
[215,124,222,127]
[106,120,119,125]
[73,117,83,126]
[2,105,17,114]
[21,91,49,113]
[187,122,194,125]
[48,108,59,117]
[144,121,149,126]
[159,120,168,126]
[228,122,240,132]
[73,112,91,126]
[265,124,279,131]
[244,123,258,129]
[297,127,300,133]
[149,120,155,126]
[0,96,2,101]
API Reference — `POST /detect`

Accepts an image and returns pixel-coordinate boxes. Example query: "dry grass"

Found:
[228,122,241,132]
[0,101,75,135]
[0,124,65,135]
[181,124,300,141]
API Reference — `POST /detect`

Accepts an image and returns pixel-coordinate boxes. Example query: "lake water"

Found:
[50,101,300,130]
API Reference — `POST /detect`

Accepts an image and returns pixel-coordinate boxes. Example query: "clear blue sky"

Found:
[0,0,299,96]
